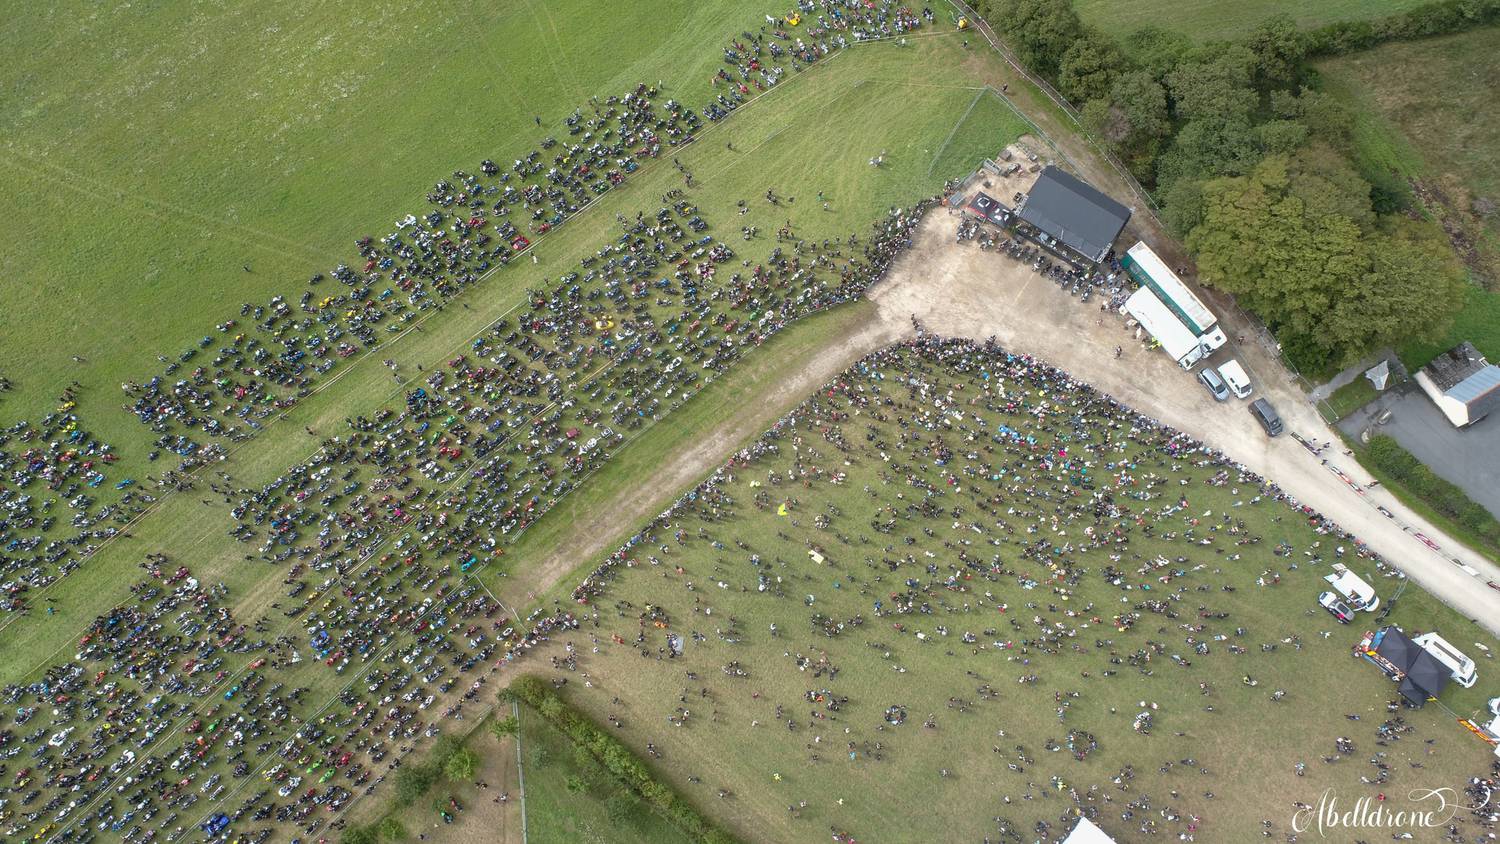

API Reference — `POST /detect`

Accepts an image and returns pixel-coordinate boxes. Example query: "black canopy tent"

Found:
[1016,167,1131,265]
[1397,677,1429,707]
[1406,650,1451,700]
[1365,627,1450,707]
[1375,628,1418,667]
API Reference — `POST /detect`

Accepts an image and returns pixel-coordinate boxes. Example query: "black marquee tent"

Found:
[1367,627,1449,706]
[1016,167,1131,265]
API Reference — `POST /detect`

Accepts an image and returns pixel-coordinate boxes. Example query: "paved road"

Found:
[1339,383,1500,520]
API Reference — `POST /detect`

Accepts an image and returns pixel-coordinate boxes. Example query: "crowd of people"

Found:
[552,333,1500,842]
[0,182,934,844]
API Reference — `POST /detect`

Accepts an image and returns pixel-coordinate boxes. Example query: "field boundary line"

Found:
[0,151,328,260]
[515,700,529,844]
[928,87,986,176]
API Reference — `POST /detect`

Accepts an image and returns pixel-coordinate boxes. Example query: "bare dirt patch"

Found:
[871,210,1500,635]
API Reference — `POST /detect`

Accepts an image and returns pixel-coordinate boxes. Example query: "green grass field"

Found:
[1315,27,1500,368]
[0,27,1029,687]
[0,8,1052,842]
[541,341,1500,842]
[1073,0,1429,41]
[0,0,777,475]
[515,703,696,844]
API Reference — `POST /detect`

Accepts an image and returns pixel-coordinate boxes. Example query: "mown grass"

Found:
[1074,0,1431,41]
[0,0,780,481]
[541,349,1500,842]
[1325,376,1381,420]
[516,702,695,844]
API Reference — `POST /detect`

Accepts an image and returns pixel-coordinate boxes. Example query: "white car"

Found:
[1217,359,1253,398]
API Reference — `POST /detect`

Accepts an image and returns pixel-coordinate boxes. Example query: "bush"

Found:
[1366,435,1500,545]
[394,761,440,807]
[376,817,407,842]
[443,747,479,782]
[342,825,378,844]
[1304,0,1500,55]
[511,675,742,844]
[489,715,519,738]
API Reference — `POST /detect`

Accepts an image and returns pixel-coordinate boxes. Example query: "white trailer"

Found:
[1123,242,1220,334]
[1125,287,1208,369]
[1414,632,1478,688]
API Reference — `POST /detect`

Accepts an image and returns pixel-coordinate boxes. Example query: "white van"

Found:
[1217,359,1252,398]
[1413,632,1478,688]
[1324,563,1380,612]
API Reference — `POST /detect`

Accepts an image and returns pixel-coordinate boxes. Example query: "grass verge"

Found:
[1325,376,1380,420]
[506,677,733,844]
[1341,432,1500,565]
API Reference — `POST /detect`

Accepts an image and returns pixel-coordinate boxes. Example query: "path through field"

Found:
[497,202,1500,643]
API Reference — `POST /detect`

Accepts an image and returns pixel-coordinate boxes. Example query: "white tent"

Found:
[1062,817,1117,844]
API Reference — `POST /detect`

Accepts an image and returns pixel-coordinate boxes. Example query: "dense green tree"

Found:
[1187,156,1463,364]
[1269,88,1353,144]
[985,0,1082,76]
[1161,178,1207,237]
[1166,45,1257,121]
[1253,119,1309,155]
[1155,116,1260,194]
[1328,217,1465,353]
[1188,156,1362,337]
[1121,26,1193,81]
[1285,143,1375,231]
[1245,13,1306,88]
[1057,28,1126,103]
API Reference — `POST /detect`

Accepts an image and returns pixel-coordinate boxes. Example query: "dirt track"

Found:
[871,210,1500,640]
[501,204,1500,647]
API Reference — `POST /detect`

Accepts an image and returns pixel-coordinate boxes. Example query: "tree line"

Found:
[976,0,1500,371]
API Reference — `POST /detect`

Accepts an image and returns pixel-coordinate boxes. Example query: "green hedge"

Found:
[1366,434,1500,547]
[1303,0,1500,55]
[506,675,742,844]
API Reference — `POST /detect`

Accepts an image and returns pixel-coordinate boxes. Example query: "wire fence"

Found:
[942,0,1161,219]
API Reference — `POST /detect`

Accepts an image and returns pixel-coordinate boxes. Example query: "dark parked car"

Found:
[1250,398,1283,436]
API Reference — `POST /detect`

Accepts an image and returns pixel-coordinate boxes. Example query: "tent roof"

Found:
[1449,365,1500,413]
[1017,167,1130,263]
[1376,628,1418,668]
[1397,676,1429,707]
[1406,650,1452,698]
[1062,816,1117,844]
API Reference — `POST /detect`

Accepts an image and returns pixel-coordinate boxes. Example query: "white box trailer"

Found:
[1125,287,1210,369]
[1123,242,1220,336]
[1413,632,1478,688]
[1324,563,1379,612]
